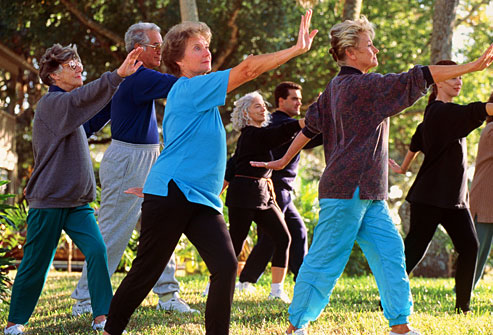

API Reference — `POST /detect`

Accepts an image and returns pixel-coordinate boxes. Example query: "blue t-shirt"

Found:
[143,69,231,212]
[110,66,177,144]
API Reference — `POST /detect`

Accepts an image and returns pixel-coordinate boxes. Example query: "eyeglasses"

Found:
[62,59,83,71]
[142,43,163,51]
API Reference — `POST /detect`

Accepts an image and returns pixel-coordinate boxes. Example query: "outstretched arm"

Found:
[428,43,493,83]
[250,131,311,170]
[388,150,418,174]
[227,10,318,93]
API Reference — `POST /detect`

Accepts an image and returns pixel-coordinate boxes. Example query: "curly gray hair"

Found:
[125,22,161,53]
[230,91,270,131]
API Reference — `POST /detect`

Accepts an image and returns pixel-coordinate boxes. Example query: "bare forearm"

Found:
[428,63,476,83]
[400,150,418,172]
[486,103,493,116]
[280,131,311,167]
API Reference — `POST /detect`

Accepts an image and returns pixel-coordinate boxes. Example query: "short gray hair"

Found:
[39,44,80,85]
[231,91,271,131]
[329,16,375,66]
[124,22,161,52]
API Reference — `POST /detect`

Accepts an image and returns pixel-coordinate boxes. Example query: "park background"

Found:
[0,0,492,334]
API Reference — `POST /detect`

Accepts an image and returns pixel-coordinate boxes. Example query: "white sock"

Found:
[271,282,283,295]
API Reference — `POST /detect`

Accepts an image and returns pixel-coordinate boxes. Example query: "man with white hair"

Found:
[72,22,197,315]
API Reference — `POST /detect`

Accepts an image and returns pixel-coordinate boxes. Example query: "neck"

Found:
[435,92,453,103]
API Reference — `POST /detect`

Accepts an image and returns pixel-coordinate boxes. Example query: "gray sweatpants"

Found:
[72,140,180,303]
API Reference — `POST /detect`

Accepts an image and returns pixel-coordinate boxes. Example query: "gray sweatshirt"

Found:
[26,71,123,208]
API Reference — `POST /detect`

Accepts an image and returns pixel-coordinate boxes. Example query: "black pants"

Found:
[239,188,307,283]
[404,202,478,312]
[105,181,237,335]
[228,204,291,269]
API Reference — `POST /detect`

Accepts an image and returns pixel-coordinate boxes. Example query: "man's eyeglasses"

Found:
[142,43,163,51]
[62,59,83,71]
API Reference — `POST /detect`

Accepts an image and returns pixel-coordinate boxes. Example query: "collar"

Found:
[338,66,363,76]
[49,85,66,93]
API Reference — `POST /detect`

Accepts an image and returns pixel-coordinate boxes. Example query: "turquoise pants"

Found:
[8,205,113,324]
[289,188,412,328]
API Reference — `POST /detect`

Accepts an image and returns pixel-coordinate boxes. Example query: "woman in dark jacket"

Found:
[225,91,304,303]
[389,60,493,313]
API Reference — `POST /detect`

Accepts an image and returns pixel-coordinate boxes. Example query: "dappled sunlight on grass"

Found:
[0,271,491,334]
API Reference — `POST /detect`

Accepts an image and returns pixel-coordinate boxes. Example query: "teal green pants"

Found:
[8,205,113,324]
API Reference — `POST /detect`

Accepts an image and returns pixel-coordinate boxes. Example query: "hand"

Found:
[124,187,144,198]
[117,47,144,78]
[470,43,493,72]
[388,158,404,174]
[250,159,286,170]
[295,9,318,55]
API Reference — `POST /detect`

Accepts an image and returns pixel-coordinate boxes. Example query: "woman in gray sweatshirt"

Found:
[4,43,142,335]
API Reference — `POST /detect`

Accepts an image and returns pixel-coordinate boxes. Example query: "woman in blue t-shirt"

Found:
[103,11,317,335]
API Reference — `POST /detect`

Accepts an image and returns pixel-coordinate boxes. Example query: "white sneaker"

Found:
[156,292,200,314]
[4,325,24,335]
[92,319,106,331]
[202,282,210,296]
[268,290,291,303]
[286,328,307,335]
[236,281,256,294]
[72,300,93,316]
[389,330,421,335]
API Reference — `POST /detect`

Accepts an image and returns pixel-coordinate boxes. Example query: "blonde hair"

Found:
[231,91,271,131]
[162,21,212,76]
[329,16,375,66]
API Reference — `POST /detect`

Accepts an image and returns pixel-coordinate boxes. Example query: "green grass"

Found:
[1,271,492,334]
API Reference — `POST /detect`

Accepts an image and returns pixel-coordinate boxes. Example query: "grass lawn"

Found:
[1,270,492,334]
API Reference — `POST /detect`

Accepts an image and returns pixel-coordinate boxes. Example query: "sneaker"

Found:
[156,292,200,314]
[72,300,93,316]
[202,282,210,296]
[389,330,421,335]
[92,319,106,331]
[236,281,256,294]
[286,328,307,335]
[268,290,291,303]
[4,325,24,335]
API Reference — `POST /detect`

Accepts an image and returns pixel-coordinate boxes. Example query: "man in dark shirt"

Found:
[238,82,322,286]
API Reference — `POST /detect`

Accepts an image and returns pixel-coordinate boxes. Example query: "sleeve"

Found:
[83,101,111,138]
[354,65,431,120]
[39,71,123,137]
[255,119,301,149]
[303,133,323,149]
[427,101,487,140]
[303,99,324,138]
[224,155,236,182]
[409,123,423,153]
[187,70,231,112]
[133,69,178,103]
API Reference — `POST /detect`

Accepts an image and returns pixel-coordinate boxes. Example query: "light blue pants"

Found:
[8,205,112,324]
[473,220,493,289]
[72,140,179,303]
[289,188,412,328]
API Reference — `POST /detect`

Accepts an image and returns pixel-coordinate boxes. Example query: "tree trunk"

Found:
[430,0,459,64]
[180,0,199,22]
[343,0,362,21]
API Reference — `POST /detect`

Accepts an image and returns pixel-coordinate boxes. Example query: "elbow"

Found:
[238,59,260,82]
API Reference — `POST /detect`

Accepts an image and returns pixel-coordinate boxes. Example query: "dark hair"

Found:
[39,44,80,85]
[274,81,302,108]
[428,60,457,104]
[162,21,211,76]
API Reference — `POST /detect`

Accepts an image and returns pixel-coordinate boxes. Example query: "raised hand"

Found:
[117,47,144,78]
[470,43,493,72]
[295,9,318,55]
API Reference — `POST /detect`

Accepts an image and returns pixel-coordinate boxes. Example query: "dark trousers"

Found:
[404,202,479,312]
[105,181,237,335]
[228,203,291,269]
[239,188,307,283]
